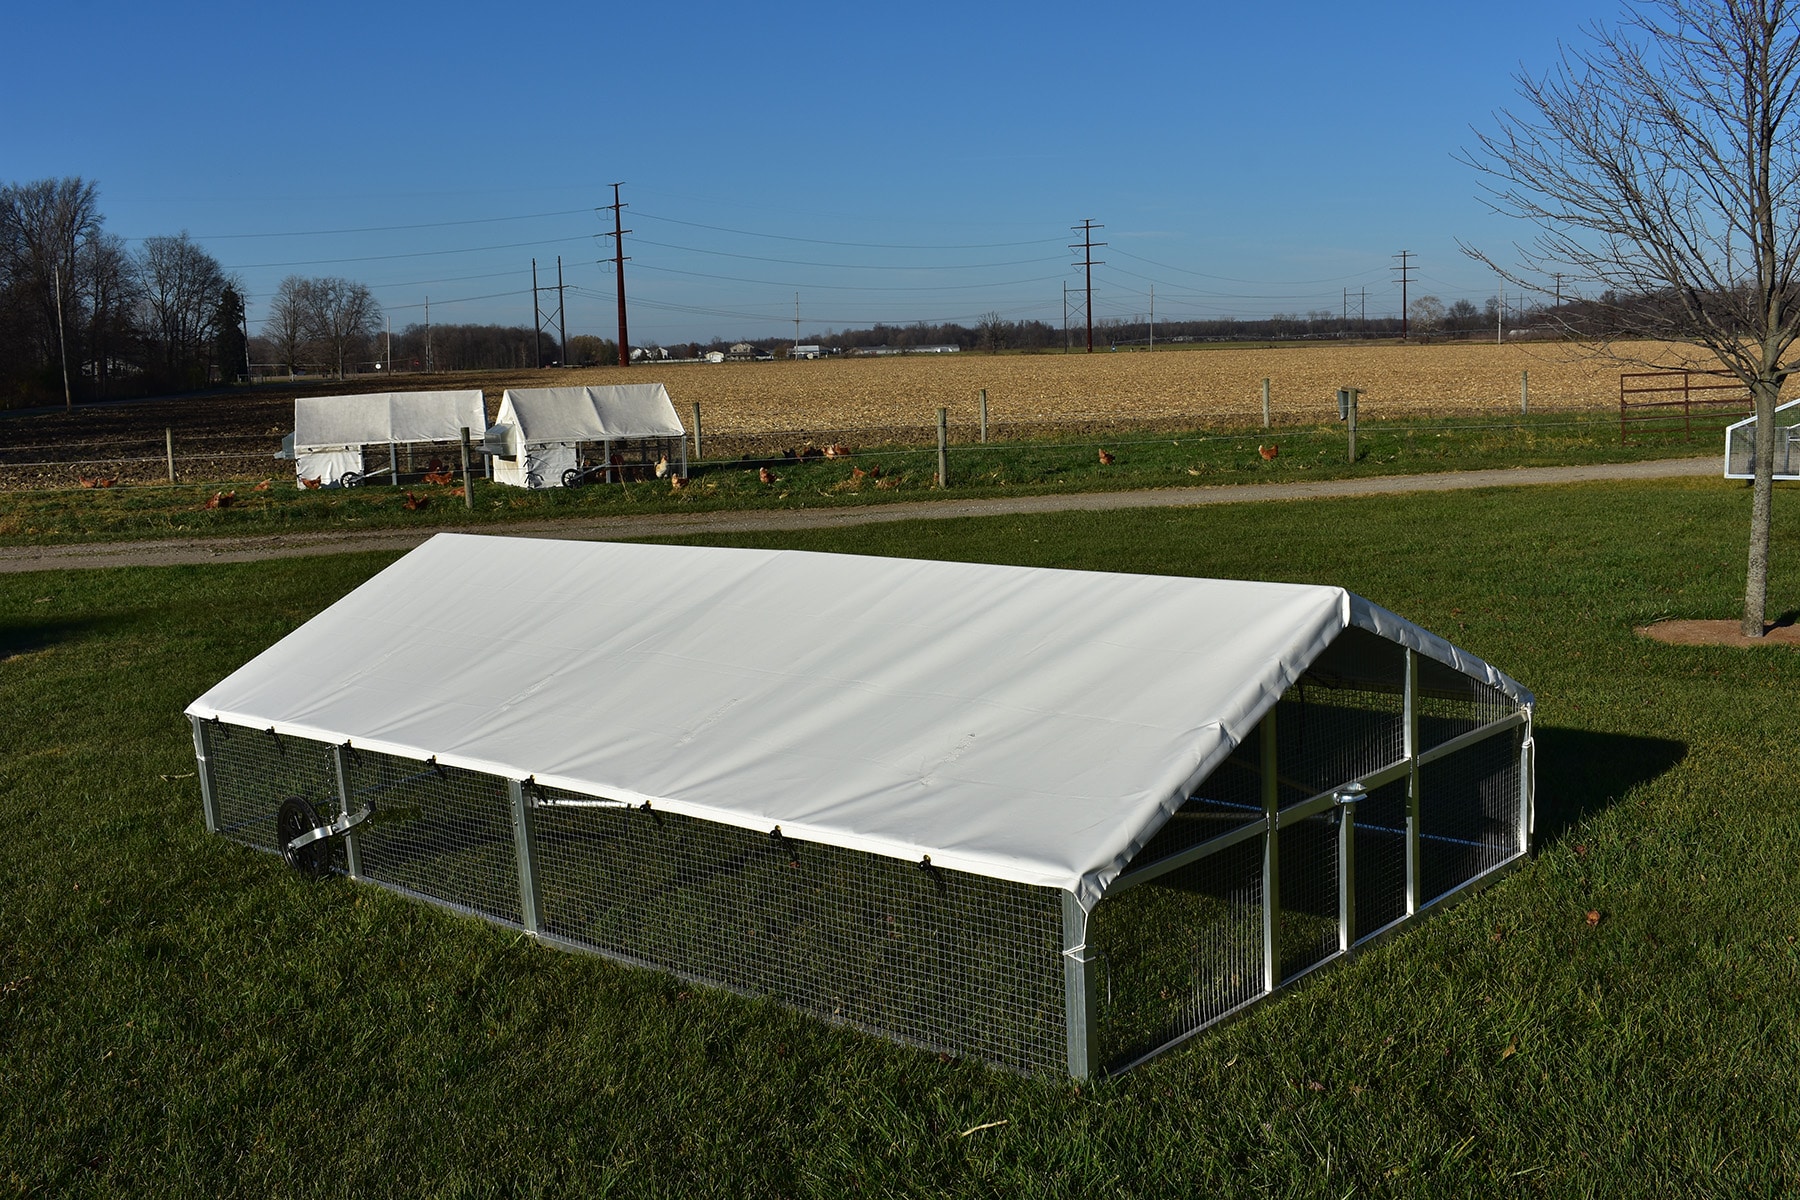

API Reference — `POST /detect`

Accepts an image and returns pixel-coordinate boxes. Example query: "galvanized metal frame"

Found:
[1061,894,1099,1079]
[331,743,362,880]
[1076,656,1536,1078]
[190,715,220,834]
[508,778,544,935]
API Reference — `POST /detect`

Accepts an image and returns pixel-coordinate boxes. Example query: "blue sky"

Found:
[2,0,1623,345]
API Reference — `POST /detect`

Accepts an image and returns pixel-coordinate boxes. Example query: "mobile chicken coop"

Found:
[276,390,488,487]
[187,536,1534,1078]
[485,384,686,488]
[1723,398,1800,480]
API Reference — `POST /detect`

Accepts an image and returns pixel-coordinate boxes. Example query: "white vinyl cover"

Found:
[187,536,1531,907]
[496,385,685,443]
[292,391,488,453]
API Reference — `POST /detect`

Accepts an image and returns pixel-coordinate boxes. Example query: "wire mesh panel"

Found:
[1273,629,1406,804]
[203,723,338,858]
[1089,835,1264,1072]
[1129,738,1264,870]
[1352,779,1409,939]
[342,749,521,925]
[1420,728,1524,903]
[1277,812,1340,981]
[528,789,1067,1074]
[1417,659,1516,751]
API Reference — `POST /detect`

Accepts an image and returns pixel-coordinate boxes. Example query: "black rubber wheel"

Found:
[561,467,583,488]
[276,796,332,878]
[340,471,362,488]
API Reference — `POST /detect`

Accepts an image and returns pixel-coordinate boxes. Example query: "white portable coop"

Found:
[277,390,488,487]
[486,384,686,488]
[1723,398,1800,480]
[187,536,1534,1078]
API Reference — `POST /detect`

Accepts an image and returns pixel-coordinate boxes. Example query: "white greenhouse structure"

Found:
[486,385,687,488]
[187,536,1534,1077]
[276,390,488,487]
[1723,398,1800,481]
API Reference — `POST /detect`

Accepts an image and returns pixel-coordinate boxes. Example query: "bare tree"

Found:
[1409,295,1447,333]
[0,177,103,405]
[1464,0,1800,636]
[264,275,312,376]
[300,276,381,378]
[134,232,229,385]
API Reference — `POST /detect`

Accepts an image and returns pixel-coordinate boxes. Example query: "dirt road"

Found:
[0,457,1721,574]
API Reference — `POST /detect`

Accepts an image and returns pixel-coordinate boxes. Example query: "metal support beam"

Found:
[1062,892,1099,1079]
[331,744,363,880]
[1260,710,1281,993]
[1519,711,1536,854]
[509,779,545,936]
[190,716,220,834]
[1404,650,1421,915]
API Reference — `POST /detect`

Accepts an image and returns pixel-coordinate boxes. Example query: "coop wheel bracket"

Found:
[284,802,374,854]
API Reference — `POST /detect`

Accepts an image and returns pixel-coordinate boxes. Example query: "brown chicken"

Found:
[203,490,236,510]
[669,474,687,491]
[423,469,457,487]
[654,453,671,478]
[1097,448,1115,465]
[823,444,852,459]
[850,467,866,481]
[402,490,428,511]
[77,476,115,488]
[1258,444,1279,461]
[299,476,322,489]
[252,478,273,491]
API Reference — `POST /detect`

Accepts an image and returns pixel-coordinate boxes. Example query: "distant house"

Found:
[791,344,822,360]
[908,344,961,355]
[727,342,756,360]
[704,350,726,364]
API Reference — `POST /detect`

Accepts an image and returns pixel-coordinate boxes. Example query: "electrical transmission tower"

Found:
[600,184,631,366]
[1070,219,1105,353]
[531,257,568,368]
[1392,250,1415,339]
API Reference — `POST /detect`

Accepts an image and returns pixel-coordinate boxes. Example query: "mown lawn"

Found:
[0,410,1711,546]
[1,476,1796,1197]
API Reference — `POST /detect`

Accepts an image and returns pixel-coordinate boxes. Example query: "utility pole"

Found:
[557,256,568,367]
[602,183,631,367]
[1497,286,1505,344]
[1063,281,1070,352]
[531,258,543,368]
[1070,219,1105,353]
[1392,250,1415,339]
[425,297,434,372]
[53,261,71,411]
[794,293,801,352]
[1149,284,1155,351]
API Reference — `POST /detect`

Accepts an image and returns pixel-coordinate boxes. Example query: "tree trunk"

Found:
[1743,376,1779,637]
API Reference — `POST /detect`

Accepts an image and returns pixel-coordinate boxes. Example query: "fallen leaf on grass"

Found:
[1586,910,1602,927]
[1501,1040,1518,1060]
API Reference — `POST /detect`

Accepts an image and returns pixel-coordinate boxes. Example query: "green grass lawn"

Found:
[0,410,1717,546]
[2,477,1797,1196]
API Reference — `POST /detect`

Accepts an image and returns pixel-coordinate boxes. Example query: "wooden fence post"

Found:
[1261,379,1271,428]
[692,401,703,460]
[165,428,175,483]
[460,427,474,510]
[979,389,988,443]
[937,408,949,487]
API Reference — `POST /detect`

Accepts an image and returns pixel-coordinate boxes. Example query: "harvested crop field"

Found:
[0,340,1719,489]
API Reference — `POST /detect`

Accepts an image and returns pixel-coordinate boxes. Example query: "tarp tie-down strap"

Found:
[284,803,373,854]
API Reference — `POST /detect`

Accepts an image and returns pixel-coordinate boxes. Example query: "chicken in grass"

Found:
[823,443,852,459]
[77,475,115,488]
[253,478,273,491]
[669,474,687,491]
[1097,448,1115,465]
[423,468,456,487]
[654,453,670,479]
[758,466,777,485]
[1258,444,1279,461]
[203,490,237,510]
[299,476,323,489]
[402,490,429,511]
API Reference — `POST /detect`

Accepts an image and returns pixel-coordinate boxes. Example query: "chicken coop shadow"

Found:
[1533,725,1686,846]
[0,616,121,663]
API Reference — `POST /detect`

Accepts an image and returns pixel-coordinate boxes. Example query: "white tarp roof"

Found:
[496,384,684,444]
[187,535,1530,907]
[293,391,487,452]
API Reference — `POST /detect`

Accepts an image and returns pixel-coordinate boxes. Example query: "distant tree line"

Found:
[0,177,255,407]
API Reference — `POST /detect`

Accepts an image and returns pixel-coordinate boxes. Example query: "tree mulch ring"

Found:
[1636,618,1800,647]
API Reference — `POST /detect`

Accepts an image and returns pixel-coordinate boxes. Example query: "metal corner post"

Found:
[190,716,221,834]
[331,744,363,880]
[1260,710,1281,993]
[1404,649,1422,915]
[509,779,545,936]
[1061,891,1099,1080]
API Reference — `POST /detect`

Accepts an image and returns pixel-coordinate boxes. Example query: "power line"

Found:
[167,208,594,241]
[629,237,1066,271]
[633,209,1065,251]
